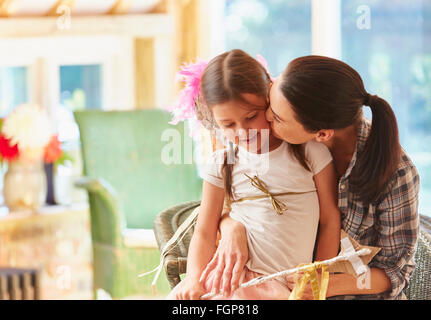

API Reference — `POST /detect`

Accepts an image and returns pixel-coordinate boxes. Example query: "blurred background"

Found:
[0,0,429,300]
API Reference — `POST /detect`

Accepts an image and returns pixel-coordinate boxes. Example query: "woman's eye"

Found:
[246,114,257,121]
[224,123,234,128]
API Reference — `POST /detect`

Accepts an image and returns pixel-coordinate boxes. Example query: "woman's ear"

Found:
[315,129,335,142]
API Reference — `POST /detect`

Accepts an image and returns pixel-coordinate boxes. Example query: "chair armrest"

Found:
[122,228,158,248]
[75,177,126,247]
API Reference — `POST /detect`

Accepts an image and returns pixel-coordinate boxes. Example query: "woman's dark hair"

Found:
[280,55,401,204]
[197,49,309,204]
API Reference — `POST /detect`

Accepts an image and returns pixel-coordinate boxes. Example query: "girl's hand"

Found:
[173,277,206,300]
[199,217,248,297]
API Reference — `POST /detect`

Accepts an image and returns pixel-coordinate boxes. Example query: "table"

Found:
[0,203,92,299]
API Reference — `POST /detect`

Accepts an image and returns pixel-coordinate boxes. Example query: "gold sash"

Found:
[288,262,330,300]
[232,174,316,215]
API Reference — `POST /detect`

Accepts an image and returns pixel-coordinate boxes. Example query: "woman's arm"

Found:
[313,162,341,261]
[286,266,391,299]
[289,163,419,299]
[364,164,420,299]
[327,268,391,297]
[199,214,249,297]
[173,181,225,299]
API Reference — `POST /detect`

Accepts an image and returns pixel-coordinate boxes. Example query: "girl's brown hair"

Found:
[280,55,401,205]
[197,49,309,204]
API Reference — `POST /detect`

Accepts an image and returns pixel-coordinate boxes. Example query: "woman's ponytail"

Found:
[350,94,401,204]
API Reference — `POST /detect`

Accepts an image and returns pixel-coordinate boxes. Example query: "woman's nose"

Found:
[266,107,273,122]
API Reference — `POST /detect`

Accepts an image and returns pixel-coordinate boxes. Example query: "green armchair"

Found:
[74,109,202,299]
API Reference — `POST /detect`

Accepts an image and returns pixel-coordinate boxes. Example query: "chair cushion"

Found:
[122,228,157,248]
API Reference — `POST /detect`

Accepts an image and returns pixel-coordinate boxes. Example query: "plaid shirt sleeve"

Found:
[369,162,420,299]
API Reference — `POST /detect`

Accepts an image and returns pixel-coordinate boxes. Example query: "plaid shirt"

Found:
[330,117,420,300]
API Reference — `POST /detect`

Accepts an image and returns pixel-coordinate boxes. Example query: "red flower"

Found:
[44,135,63,164]
[0,134,19,161]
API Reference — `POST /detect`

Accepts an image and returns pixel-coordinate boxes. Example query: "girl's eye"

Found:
[246,114,257,121]
[224,123,234,128]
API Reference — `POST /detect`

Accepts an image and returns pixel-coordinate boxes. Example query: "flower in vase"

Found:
[0,135,19,161]
[2,104,52,152]
[1,104,53,162]
[44,135,63,164]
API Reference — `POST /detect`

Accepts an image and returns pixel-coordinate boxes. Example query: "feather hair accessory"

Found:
[166,55,272,138]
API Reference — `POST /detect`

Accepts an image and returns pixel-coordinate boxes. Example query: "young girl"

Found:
[167,49,341,300]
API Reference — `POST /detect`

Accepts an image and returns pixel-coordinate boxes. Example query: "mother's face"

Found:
[266,77,317,144]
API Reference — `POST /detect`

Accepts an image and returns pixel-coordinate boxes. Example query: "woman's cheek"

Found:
[272,122,284,138]
[255,117,271,130]
[274,123,297,143]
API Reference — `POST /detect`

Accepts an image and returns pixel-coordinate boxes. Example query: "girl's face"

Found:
[212,93,279,152]
[266,77,317,144]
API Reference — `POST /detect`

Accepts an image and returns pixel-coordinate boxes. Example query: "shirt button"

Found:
[340,184,346,190]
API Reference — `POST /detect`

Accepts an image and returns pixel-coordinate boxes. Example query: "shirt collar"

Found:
[342,116,371,179]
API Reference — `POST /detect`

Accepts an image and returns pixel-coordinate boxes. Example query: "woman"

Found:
[200,55,420,300]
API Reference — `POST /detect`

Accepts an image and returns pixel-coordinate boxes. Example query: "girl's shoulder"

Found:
[303,140,333,175]
[205,148,227,166]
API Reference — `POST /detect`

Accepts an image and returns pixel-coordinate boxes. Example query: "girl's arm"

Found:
[199,213,249,297]
[173,180,225,299]
[313,161,341,261]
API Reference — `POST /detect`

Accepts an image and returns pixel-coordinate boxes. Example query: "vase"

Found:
[44,163,57,205]
[3,160,47,212]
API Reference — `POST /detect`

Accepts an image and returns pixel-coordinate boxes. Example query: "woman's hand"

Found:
[285,272,321,300]
[172,277,206,300]
[199,215,249,297]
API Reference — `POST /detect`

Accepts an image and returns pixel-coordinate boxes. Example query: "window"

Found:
[60,64,103,111]
[56,64,104,204]
[341,0,431,215]
[224,0,311,75]
[0,66,29,116]
[58,64,103,142]
[222,0,430,215]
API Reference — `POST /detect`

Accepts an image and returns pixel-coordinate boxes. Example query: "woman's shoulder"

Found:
[392,148,420,184]
[378,148,420,203]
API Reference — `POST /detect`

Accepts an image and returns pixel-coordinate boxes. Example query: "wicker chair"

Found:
[405,215,431,300]
[153,201,201,289]
[153,204,431,300]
